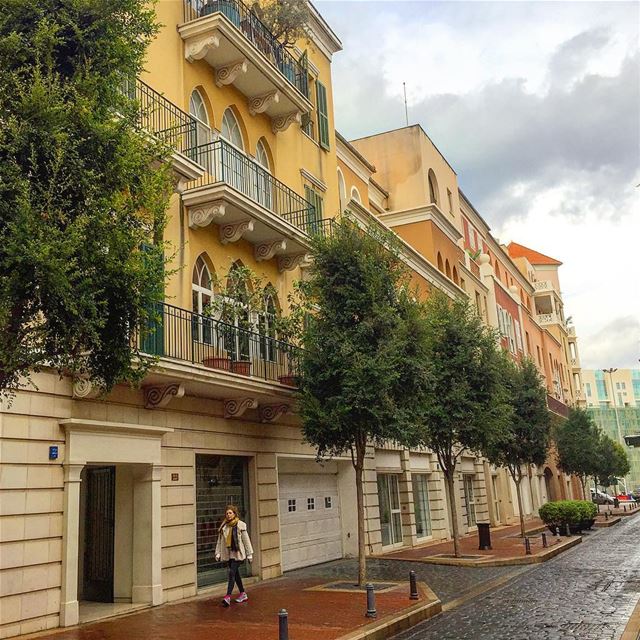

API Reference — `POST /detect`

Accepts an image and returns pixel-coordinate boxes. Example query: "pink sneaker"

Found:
[222,595,231,607]
[235,592,248,603]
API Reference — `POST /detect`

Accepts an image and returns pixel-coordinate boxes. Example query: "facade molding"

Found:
[248,90,280,116]
[215,58,248,87]
[143,383,185,409]
[224,397,258,418]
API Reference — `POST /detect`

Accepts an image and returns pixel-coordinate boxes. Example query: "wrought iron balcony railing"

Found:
[124,77,198,157]
[139,302,302,386]
[183,0,309,99]
[188,138,314,219]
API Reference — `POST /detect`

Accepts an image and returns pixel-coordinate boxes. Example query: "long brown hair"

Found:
[219,504,240,530]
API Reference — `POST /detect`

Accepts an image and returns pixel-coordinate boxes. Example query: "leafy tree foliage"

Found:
[487,356,551,537]
[0,0,173,394]
[252,0,310,49]
[555,407,600,498]
[595,434,630,492]
[412,290,511,557]
[298,219,426,584]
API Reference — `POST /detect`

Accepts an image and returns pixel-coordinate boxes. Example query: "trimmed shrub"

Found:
[539,500,595,534]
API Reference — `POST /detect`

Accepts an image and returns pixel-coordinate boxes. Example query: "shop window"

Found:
[307,497,315,510]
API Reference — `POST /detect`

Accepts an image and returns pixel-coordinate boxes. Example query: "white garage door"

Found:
[279,473,342,571]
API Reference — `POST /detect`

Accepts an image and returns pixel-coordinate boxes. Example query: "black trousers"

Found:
[226,558,244,596]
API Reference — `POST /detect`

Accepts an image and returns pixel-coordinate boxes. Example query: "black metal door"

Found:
[83,466,115,602]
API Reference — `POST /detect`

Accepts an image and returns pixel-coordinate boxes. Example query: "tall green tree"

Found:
[487,357,551,538]
[555,407,600,498]
[595,434,630,493]
[298,219,426,584]
[252,0,310,49]
[412,290,511,557]
[0,0,173,394]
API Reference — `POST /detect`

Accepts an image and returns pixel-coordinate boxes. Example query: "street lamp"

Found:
[602,367,628,493]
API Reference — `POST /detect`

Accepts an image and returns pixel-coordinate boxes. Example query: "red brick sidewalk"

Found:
[24,576,440,640]
[377,519,573,565]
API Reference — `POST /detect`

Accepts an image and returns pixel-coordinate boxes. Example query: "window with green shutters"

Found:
[316,81,330,150]
[304,185,324,233]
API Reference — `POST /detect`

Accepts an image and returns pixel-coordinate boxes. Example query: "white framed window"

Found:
[288,499,296,512]
[337,169,346,211]
[221,108,244,150]
[351,186,361,203]
[254,138,273,210]
[192,257,214,347]
[189,89,211,147]
[307,497,315,510]
[324,496,332,509]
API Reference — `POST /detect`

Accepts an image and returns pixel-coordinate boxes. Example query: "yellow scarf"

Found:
[224,516,239,548]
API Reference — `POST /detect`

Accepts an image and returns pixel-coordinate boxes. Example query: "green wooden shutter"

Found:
[316,81,330,150]
[140,243,165,357]
[304,186,324,232]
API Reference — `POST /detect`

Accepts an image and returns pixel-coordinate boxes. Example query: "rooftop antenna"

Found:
[403,82,409,126]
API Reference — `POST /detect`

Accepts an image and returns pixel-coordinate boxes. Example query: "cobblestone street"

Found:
[393,515,640,640]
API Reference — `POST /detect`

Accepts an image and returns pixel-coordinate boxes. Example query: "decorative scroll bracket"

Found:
[215,59,248,87]
[220,220,254,244]
[272,111,302,134]
[188,201,226,228]
[144,383,185,410]
[186,35,220,63]
[72,378,102,400]
[248,90,280,116]
[278,253,310,272]
[259,404,290,424]
[255,240,287,262]
[224,398,258,419]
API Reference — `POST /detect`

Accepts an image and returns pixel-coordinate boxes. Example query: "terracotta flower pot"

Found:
[203,356,230,371]
[231,360,252,376]
[278,375,299,388]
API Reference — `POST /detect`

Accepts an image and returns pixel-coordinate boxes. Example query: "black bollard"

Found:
[409,570,419,600]
[366,583,377,618]
[624,505,627,512]
[605,511,609,520]
[278,609,289,640]
[524,537,531,555]
[541,532,548,548]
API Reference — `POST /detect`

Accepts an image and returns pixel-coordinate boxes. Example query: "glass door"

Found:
[377,474,403,547]
[412,474,432,538]
[463,475,477,527]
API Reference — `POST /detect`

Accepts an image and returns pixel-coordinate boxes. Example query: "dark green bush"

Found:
[539,500,596,528]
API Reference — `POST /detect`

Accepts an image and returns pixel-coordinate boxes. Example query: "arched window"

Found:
[428,170,439,205]
[495,264,501,281]
[453,266,459,285]
[192,255,214,343]
[254,138,273,209]
[437,252,444,272]
[350,187,362,204]
[259,290,278,363]
[225,263,251,361]
[189,89,211,148]
[445,259,451,279]
[337,169,346,211]
[221,108,244,150]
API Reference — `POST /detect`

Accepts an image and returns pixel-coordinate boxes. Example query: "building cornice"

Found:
[379,204,463,246]
[306,1,343,60]
[300,168,327,192]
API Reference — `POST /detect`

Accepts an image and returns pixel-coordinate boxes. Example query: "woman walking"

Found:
[215,505,254,607]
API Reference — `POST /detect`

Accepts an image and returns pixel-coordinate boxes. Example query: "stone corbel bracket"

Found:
[189,201,226,229]
[278,253,310,272]
[259,404,290,423]
[272,111,301,134]
[224,398,258,419]
[72,378,102,400]
[186,35,220,63]
[255,240,287,262]
[220,220,254,244]
[248,90,280,116]
[215,59,248,87]
[144,383,185,410]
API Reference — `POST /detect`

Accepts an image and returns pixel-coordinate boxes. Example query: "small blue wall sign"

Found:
[49,446,59,460]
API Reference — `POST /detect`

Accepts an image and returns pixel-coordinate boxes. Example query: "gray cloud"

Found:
[580,316,640,369]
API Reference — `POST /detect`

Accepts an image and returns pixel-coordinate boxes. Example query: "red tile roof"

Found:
[507,242,562,266]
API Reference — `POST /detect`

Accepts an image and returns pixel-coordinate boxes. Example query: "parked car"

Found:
[590,489,615,505]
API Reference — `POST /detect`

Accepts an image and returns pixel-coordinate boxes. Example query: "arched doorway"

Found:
[544,467,556,502]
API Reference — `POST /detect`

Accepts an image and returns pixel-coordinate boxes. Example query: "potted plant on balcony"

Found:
[199,0,241,27]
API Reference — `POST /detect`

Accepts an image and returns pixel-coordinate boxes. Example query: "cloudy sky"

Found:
[317,0,640,370]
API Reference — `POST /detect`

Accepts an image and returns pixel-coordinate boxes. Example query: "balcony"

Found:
[536,312,566,328]
[547,394,570,418]
[136,302,302,416]
[533,280,554,293]
[125,77,203,181]
[182,139,332,269]
[179,0,311,131]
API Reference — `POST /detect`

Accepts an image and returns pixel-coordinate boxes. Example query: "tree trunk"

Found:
[579,476,586,500]
[354,443,367,586]
[514,473,526,539]
[444,467,461,558]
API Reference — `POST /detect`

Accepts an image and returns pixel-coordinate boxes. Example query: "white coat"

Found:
[215,520,254,562]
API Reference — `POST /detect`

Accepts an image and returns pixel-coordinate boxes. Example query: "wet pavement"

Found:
[392,513,640,640]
